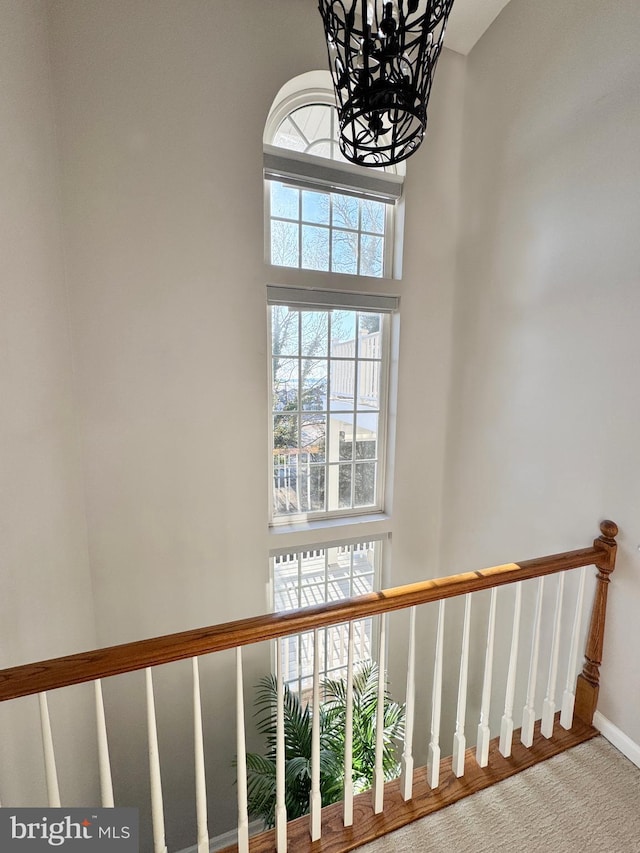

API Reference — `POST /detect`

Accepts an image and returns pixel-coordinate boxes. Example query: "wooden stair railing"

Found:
[0,521,618,853]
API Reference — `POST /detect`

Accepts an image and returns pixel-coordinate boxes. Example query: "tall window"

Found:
[272,542,380,697]
[268,103,389,277]
[264,96,403,279]
[270,295,389,521]
[264,74,401,694]
[270,182,386,277]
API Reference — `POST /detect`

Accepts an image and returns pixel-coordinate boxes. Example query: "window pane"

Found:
[300,564,326,604]
[273,556,300,611]
[354,462,376,506]
[271,219,299,267]
[273,413,298,451]
[289,105,332,153]
[355,415,378,459]
[358,313,382,357]
[332,194,359,229]
[358,361,381,408]
[300,632,315,678]
[269,177,386,278]
[273,460,300,516]
[271,305,299,357]
[302,190,330,224]
[270,305,386,519]
[301,310,329,357]
[307,464,325,511]
[360,234,384,277]
[272,357,299,411]
[301,225,329,271]
[330,361,355,409]
[301,413,326,461]
[338,463,352,509]
[272,540,380,696]
[272,104,339,163]
[352,573,375,596]
[279,636,297,684]
[306,140,332,158]
[331,230,358,274]
[338,424,353,460]
[361,199,385,234]
[272,117,307,152]
[330,310,357,349]
[301,359,327,410]
[271,182,299,220]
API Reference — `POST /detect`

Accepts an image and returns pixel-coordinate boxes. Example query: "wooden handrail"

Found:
[0,523,616,703]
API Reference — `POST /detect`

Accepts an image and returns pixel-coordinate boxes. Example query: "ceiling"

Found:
[444,0,512,55]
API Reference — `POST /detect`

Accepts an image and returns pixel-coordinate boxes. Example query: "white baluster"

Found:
[275,641,287,852]
[401,607,416,799]
[476,587,498,767]
[94,679,114,807]
[38,692,61,807]
[145,668,168,853]
[372,612,387,813]
[427,600,445,789]
[561,567,587,729]
[499,582,522,758]
[343,621,354,827]
[309,629,321,841]
[521,577,545,748]
[541,573,566,738]
[192,658,209,853]
[236,648,249,853]
[452,594,472,777]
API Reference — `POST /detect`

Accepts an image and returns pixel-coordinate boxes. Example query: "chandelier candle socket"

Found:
[318,0,455,166]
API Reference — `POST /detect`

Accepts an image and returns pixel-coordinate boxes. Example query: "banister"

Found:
[0,523,617,703]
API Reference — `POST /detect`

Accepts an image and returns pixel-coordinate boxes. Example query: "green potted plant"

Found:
[243,662,405,828]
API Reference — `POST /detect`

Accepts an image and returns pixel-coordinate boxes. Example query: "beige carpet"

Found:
[358,737,640,853]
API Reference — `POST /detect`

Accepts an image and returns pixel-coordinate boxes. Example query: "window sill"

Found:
[267,512,392,555]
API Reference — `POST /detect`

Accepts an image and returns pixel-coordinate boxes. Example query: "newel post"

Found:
[574,520,619,726]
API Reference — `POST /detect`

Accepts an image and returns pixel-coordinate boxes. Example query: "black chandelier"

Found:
[318,1,455,167]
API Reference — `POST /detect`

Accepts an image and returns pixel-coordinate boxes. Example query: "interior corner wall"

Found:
[0,0,97,806]
[443,0,640,746]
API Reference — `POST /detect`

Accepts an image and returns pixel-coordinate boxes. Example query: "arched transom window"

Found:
[264,94,403,278]
[272,102,346,162]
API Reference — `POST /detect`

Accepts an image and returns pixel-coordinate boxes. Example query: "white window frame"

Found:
[267,286,396,527]
[265,176,396,279]
[270,537,386,698]
[263,80,404,281]
[263,74,400,695]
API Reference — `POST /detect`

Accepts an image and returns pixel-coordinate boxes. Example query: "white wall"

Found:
[41,1,464,847]
[0,0,97,806]
[46,0,464,647]
[4,0,637,841]
[4,0,636,841]
[443,0,640,746]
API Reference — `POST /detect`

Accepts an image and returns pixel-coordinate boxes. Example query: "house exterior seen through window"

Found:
[271,304,387,520]
[272,542,380,698]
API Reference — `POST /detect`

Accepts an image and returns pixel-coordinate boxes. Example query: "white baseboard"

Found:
[594,711,640,769]
[176,820,263,853]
